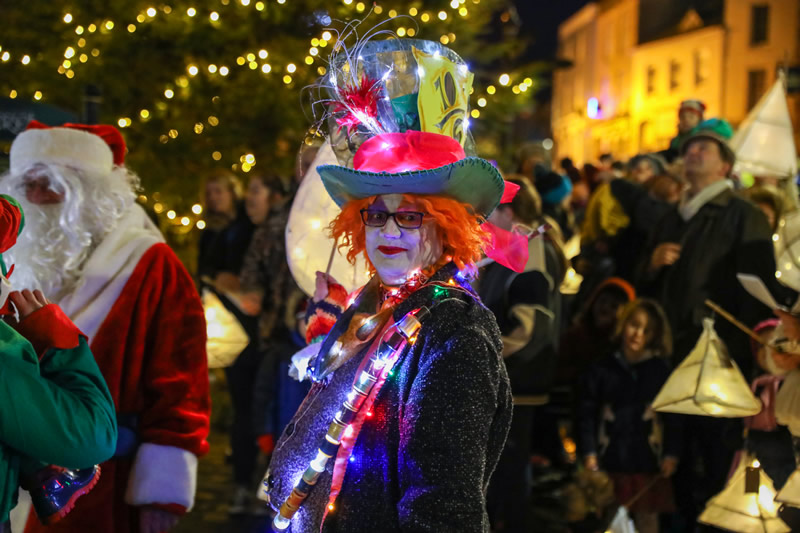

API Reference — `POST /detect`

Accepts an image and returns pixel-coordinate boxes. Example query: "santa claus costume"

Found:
[2,122,210,533]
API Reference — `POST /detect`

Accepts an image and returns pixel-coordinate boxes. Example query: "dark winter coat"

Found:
[197,203,254,281]
[478,237,563,395]
[609,179,673,281]
[576,352,681,473]
[263,264,512,532]
[637,187,794,374]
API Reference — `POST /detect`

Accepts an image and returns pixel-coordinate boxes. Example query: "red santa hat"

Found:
[9,120,126,176]
[678,99,706,117]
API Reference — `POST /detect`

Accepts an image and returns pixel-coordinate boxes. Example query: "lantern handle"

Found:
[623,473,663,509]
[325,238,337,277]
[704,299,778,350]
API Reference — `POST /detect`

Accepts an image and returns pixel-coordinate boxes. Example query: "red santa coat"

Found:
[24,205,210,533]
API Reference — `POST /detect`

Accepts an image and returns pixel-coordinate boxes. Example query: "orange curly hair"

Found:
[329,193,489,275]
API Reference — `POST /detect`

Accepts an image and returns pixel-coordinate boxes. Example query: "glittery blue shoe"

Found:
[27,465,101,525]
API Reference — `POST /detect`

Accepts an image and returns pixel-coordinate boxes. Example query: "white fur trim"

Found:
[58,204,164,340]
[10,128,114,176]
[125,443,198,510]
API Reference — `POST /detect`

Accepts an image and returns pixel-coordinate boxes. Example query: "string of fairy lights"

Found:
[1,0,536,231]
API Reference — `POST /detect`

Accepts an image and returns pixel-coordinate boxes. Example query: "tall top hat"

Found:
[314,36,504,218]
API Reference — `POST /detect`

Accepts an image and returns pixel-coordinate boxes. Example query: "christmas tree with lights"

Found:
[0,0,542,231]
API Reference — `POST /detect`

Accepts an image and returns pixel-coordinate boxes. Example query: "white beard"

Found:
[0,162,138,303]
[6,201,95,302]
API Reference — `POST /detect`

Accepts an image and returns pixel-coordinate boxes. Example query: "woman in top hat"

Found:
[259,37,513,532]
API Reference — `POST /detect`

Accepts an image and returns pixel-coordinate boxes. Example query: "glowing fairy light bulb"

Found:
[273,515,290,530]
[310,449,329,472]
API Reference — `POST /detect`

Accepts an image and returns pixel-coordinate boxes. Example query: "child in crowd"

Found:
[557,277,635,386]
[576,299,679,533]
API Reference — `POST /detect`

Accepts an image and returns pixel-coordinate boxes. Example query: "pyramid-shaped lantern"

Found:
[652,318,762,417]
[775,468,800,508]
[730,71,797,179]
[699,457,790,533]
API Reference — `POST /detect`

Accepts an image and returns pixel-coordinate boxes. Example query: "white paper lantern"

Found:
[699,457,790,533]
[285,142,371,297]
[775,468,800,508]
[775,369,800,437]
[204,290,249,369]
[652,318,762,417]
[731,71,797,180]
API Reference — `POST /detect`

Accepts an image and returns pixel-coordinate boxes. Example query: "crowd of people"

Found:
[0,34,799,533]
[478,99,800,533]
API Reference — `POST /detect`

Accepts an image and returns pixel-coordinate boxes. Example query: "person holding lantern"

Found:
[638,118,793,529]
[258,37,513,532]
[0,121,210,533]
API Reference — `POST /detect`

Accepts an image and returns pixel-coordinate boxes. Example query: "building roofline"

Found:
[559,3,599,39]
[634,23,724,50]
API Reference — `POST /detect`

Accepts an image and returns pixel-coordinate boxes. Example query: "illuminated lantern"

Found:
[203,290,249,368]
[285,141,370,297]
[775,369,800,436]
[772,210,800,295]
[652,318,761,417]
[775,468,800,508]
[698,457,790,532]
[731,71,797,181]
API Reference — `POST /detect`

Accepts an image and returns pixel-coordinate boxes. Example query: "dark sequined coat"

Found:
[262,265,512,532]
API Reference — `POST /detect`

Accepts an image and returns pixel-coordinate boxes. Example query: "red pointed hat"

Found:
[9,120,126,175]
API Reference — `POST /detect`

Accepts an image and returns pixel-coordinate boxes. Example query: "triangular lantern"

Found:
[731,71,797,179]
[775,468,800,508]
[699,456,790,533]
[652,318,762,417]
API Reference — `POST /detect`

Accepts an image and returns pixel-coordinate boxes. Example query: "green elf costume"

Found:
[0,194,118,530]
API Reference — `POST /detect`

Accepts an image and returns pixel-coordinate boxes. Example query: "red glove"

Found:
[258,434,275,455]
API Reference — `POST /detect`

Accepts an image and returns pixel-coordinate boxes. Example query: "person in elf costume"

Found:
[0,194,118,532]
[1,121,210,533]
[258,36,513,533]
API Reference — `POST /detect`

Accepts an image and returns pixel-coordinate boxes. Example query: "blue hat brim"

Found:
[317,157,504,218]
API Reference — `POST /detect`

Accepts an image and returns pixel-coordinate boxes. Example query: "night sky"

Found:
[513,0,590,60]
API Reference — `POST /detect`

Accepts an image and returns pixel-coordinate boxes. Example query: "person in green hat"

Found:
[258,37,512,532]
[0,194,117,532]
[639,117,792,528]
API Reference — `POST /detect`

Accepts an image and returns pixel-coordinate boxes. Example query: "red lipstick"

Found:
[378,246,407,255]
